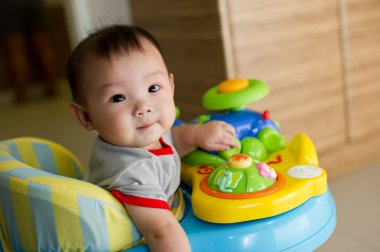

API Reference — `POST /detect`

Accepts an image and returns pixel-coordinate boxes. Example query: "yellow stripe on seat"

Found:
[15,141,40,169]
[0,150,9,156]
[29,176,125,212]
[0,203,11,251]
[0,145,10,152]
[104,204,133,251]
[0,137,140,251]
[0,160,29,173]
[172,190,185,221]
[50,181,84,251]
[51,145,84,178]
[9,176,37,250]
[29,176,133,250]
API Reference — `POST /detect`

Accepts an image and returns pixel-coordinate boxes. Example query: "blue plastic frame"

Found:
[127,186,336,251]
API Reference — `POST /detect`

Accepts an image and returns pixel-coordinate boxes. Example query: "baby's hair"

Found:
[66,24,167,104]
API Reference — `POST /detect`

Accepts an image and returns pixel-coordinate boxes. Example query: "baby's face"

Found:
[81,39,176,149]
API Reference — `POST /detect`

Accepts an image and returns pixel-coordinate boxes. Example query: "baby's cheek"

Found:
[167,103,177,123]
[159,108,175,130]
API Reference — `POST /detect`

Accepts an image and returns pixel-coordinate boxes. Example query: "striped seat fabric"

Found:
[0,137,184,251]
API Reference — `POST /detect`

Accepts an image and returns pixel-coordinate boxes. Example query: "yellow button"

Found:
[218,79,249,94]
[229,154,252,168]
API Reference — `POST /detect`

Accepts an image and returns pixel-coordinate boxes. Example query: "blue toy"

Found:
[183,79,286,165]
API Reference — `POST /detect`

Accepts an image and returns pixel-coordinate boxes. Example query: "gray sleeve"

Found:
[87,136,174,202]
[107,158,168,201]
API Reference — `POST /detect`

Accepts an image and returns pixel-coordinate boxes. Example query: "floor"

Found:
[317,162,380,252]
[1,84,380,252]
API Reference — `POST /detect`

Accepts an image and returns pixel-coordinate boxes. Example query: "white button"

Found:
[287,165,323,179]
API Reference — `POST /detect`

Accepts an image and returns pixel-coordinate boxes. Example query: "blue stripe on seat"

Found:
[172,193,180,209]
[73,161,84,180]
[28,181,58,250]
[3,168,62,180]
[1,143,21,162]
[131,220,142,244]
[31,143,57,175]
[0,155,15,163]
[78,195,109,251]
[96,201,141,244]
[94,200,141,244]
[0,174,24,251]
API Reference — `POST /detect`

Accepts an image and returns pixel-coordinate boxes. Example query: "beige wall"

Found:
[62,0,133,48]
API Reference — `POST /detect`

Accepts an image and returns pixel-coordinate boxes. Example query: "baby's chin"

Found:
[98,135,150,148]
[101,124,171,148]
[123,137,162,149]
[142,141,163,150]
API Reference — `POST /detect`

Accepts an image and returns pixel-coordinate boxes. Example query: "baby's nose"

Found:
[134,103,153,117]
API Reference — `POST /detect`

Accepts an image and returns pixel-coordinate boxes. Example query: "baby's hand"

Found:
[194,121,238,151]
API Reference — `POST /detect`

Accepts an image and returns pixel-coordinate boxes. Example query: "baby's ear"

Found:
[169,73,175,89]
[69,102,95,130]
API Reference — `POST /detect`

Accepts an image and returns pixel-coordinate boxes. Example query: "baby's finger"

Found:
[228,136,240,148]
[220,133,239,148]
[222,123,236,136]
[207,143,231,151]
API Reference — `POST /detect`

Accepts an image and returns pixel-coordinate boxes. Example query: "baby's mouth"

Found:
[137,122,154,130]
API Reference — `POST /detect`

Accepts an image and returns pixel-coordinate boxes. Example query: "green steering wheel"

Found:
[202,79,269,111]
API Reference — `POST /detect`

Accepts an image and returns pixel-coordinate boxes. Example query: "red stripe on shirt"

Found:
[148,137,173,156]
[112,190,170,210]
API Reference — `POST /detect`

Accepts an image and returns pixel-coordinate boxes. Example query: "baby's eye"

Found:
[148,85,160,93]
[111,94,126,103]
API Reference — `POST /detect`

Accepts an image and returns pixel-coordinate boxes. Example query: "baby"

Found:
[66,25,237,251]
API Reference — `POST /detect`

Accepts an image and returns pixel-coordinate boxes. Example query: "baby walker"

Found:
[130,78,336,251]
[0,79,336,252]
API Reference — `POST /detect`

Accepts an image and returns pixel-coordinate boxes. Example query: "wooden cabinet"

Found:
[131,0,380,179]
[346,0,380,141]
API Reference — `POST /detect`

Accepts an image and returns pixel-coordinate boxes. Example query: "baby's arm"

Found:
[172,121,238,157]
[124,204,191,252]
